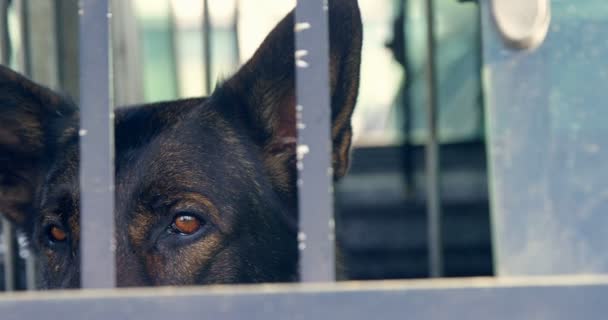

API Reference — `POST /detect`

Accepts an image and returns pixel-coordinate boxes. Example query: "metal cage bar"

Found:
[111,0,144,106]
[1,277,608,320]
[55,0,80,101]
[78,0,115,289]
[202,0,212,95]
[26,0,59,89]
[0,0,9,63]
[0,0,18,292]
[294,0,335,282]
[424,0,443,278]
[13,0,30,75]
[231,0,240,65]
[167,0,181,98]
[19,0,36,290]
[1,222,18,291]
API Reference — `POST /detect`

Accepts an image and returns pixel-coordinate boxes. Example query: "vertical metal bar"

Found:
[111,0,143,105]
[1,221,18,291]
[14,0,30,75]
[202,0,212,94]
[55,0,80,100]
[26,0,59,89]
[167,1,181,97]
[398,0,415,197]
[401,83,414,196]
[424,0,443,278]
[23,248,35,290]
[15,0,38,290]
[295,0,334,282]
[0,0,16,292]
[79,0,116,289]
[0,0,9,64]
[232,0,240,65]
[22,5,63,288]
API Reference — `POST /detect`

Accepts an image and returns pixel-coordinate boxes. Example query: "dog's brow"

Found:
[40,184,76,209]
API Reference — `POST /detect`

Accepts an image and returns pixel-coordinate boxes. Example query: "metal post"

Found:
[21,238,35,290]
[0,0,18,292]
[79,0,116,289]
[202,0,212,94]
[1,221,18,291]
[112,0,143,105]
[398,0,415,197]
[25,0,59,89]
[232,0,240,65]
[294,0,334,282]
[424,0,443,278]
[24,1,68,289]
[0,0,9,64]
[14,0,39,290]
[13,0,30,75]
[55,0,80,100]
[168,0,181,97]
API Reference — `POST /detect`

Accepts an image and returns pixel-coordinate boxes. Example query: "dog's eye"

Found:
[46,225,68,243]
[170,214,204,235]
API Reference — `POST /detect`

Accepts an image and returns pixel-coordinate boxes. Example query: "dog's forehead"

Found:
[39,96,262,222]
[111,102,261,226]
[39,99,214,205]
[113,99,251,176]
[39,142,80,209]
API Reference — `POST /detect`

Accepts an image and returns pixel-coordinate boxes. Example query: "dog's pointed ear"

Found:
[0,65,77,227]
[220,0,362,186]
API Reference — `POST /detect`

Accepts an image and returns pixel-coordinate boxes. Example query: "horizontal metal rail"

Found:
[1,276,608,320]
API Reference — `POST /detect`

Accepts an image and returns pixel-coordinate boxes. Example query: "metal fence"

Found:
[2,0,608,319]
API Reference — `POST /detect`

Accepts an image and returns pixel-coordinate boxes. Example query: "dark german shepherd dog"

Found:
[0,0,361,289]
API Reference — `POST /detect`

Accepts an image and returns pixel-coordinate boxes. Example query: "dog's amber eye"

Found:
[47,225,67,242]
[172,214,203,235]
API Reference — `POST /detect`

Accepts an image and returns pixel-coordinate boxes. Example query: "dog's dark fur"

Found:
[0,0,361,289]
